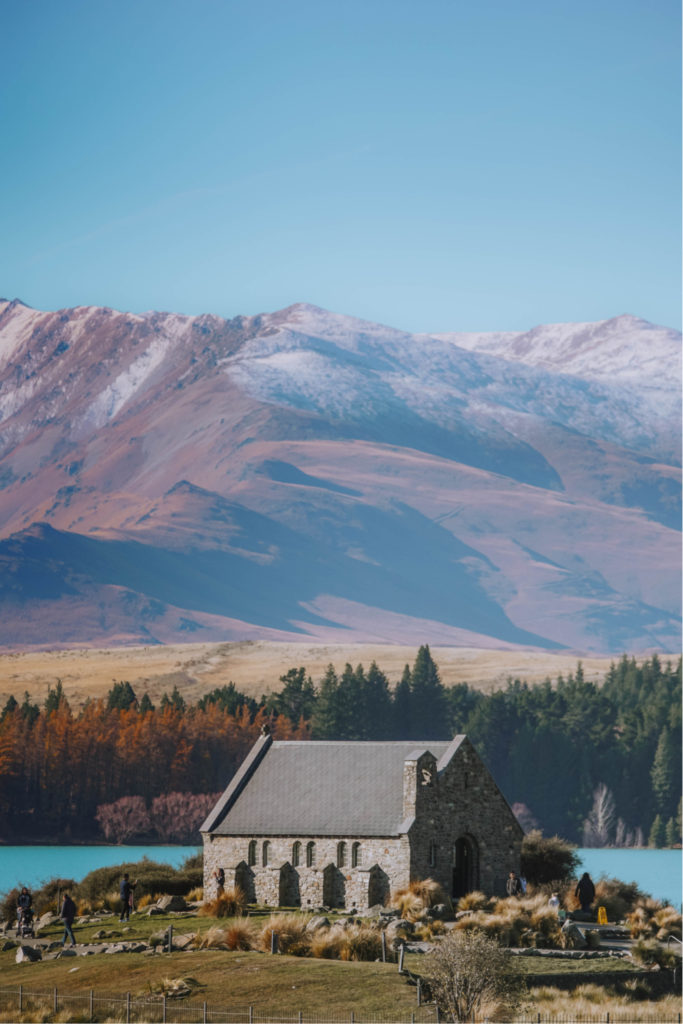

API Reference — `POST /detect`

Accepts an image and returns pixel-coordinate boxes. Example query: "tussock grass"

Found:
[199,886,246,918]
[186,886,203,902]
[453,893,563,948]
[456,889,492,912]
[528,983,682,1021]
[391,877,446,921]
[257,913,312,955]
[338,925,383,961]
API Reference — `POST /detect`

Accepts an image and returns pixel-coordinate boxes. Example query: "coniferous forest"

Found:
[0,648,679,846]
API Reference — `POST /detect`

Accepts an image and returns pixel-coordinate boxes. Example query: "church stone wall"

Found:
[203,833,411,908]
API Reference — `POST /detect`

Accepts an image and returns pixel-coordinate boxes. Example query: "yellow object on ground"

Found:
[597,906,608,924]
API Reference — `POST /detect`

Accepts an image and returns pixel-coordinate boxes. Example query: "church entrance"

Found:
[452,835,479,899]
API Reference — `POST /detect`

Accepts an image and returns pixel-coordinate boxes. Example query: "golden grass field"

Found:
[0,640,652,709]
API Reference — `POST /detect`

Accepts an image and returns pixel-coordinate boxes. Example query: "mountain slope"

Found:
[0,298,679,653]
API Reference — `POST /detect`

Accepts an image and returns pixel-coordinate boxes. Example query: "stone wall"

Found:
[407,737,523,899]
[202,832,411,908]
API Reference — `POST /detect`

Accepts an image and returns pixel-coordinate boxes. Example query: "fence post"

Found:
[435,1005,440,1022]
[203,1000,208,1024]
[54,987,58,1015]
[298,1012,303,1024]
[162,993,167,1024]
[167,924,173,954]
[89,988,93,1022]
[271,931,278,954]
[416,978,422,1007]
[381,931,386,963]
[126,990,131,1023]
[351,1013,355,1023]
[18,986,22,1013]
[249,1005,254,1024]
[398,945,405,973]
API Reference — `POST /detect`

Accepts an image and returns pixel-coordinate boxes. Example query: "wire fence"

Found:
[0,988,681,1024]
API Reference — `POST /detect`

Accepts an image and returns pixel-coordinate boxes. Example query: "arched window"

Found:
[292,841,301,867]
[351,842,361,868]
[248,840,257,866]
[262,840,270,866]
[306,841,316,867]
[336,841,347,868]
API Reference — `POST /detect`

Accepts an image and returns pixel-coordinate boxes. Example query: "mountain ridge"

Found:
[0,298,679,653]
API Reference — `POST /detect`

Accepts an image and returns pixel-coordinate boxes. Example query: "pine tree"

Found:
[409,645,449,739]
[650,728,675,816]
[664,816,679,848]
[139,693,155,713]
[648,813,664,848]
[311,664,340,739]
[364,661,393,739]
[106,680,137,711]
[392,664,413,739]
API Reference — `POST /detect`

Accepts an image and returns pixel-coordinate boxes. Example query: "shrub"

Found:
[186,887,203,902]
[196,926,228,949]
[199,887,246,918]
[521,831,579,885]
[310,926,345,959]
[427,929,525,1022]
[392,878,445,921]
[593,877,644,921]
[631,937,678,969]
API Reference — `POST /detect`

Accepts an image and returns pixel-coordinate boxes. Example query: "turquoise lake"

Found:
[0,845,680,906]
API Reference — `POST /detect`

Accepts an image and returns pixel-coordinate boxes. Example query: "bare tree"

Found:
[582,783,616,847]
[426,930,525,1022]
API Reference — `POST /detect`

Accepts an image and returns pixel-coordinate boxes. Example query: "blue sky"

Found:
[1,0,680,332]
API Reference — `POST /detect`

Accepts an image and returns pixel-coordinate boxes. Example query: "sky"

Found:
[1,0,680,333]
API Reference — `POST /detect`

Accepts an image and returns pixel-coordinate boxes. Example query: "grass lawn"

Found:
[0,949,431,1018]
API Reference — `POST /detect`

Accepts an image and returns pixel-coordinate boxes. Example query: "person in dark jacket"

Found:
[575,872,596,912]
[119,874,136,922]
[506,871,523,897]
[16,887,32,930]
[60,891,77,947]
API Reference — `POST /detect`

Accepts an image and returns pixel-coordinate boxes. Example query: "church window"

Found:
[337,841,346,867]
[306,841,316,867]
[262,840,270,866]
[292,841,301,867]
[248,840,257,866]
[351,842,361,867]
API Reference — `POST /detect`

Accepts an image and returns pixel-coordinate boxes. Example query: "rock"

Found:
[0,939,16,951]
[305,916,331,933]
[149,930,170,947]
[561,921,587,950]
[92,930,106,940]
[38,912,58,929]
[57,948,77,957]
[172,934,195,951]
[385,919,414,946]
[147,906,165,916]
[157,895,188,912]
[127,942,150,953]
[431,904,452,921]
[16,945,42,963]
[104,943,126,954]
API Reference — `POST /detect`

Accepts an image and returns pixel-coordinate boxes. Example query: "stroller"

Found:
[17,905,35,938]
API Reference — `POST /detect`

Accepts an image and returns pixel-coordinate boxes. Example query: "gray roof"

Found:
[205,738,462,837]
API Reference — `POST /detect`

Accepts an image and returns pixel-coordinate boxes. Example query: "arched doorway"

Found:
[452,835,479,899]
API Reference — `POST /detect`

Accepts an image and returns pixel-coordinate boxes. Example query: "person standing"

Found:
[506,871,522,897]
[60,891,77,947]
[119,874,135,922]
[574,872,595,913]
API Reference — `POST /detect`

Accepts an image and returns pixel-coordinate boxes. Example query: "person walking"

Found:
[575,872,595,913]
[119,874,136,922]
[60,891,77,947]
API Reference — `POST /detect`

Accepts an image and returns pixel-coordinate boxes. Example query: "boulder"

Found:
[157,895,188,913]
[0,939,16,951]
[15,945,42,963]
[561,920,587,950]
[56,948,77,958]
[172,934,195,951]
[305,916,330,933]
[38,912,58,929]
[104,943,126,954]
[147,906,165,916]
[385,919,414,946]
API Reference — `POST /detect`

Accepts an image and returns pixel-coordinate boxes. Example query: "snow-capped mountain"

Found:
[0,298,679,653]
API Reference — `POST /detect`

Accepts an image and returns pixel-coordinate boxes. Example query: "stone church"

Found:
[201,731,523,910]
